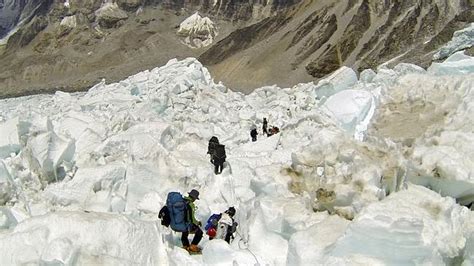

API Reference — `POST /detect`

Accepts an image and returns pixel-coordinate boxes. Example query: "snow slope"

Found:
[0,52,473,265]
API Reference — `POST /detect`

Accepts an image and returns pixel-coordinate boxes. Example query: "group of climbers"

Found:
[207,117,280,174]
[159,189,238,254]
[157,117,283,253]
[249,117,280,141]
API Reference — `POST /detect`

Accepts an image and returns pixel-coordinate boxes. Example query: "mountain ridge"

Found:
[201,0,473,92]
[0,0,472,97]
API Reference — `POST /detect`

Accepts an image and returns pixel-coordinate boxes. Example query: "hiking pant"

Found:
[214,159,224,174]
[251,136,257,142]
[224,232,232,243]
[181,225,203,247]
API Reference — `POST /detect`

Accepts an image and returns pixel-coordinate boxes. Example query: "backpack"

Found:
[166,192,189,232]
[158,206,171,227]
[205,213,222,231]
[214,144,226,160]
[250,129,257,137]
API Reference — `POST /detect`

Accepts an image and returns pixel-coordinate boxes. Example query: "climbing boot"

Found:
[188,244,201,252]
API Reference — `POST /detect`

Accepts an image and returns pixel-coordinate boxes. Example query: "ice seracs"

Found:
[0,50,473,264]
[0,117,21,158]
[324,185,474,265]
[434,23,474,60]
[177,12,218,48]
[429,50,474,75]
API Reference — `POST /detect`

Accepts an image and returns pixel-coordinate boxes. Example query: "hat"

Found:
[188,189,200,200]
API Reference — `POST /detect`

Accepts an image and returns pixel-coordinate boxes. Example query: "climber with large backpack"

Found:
[159,189,203,253]
[207,136,219,163]
[250,128,258,142]
[205,207,238,243]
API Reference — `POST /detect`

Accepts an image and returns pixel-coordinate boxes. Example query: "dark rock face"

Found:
[2,0,52,48]
[6,15,48,49]
[199,0,473,91]
[200,13,291,65]
[152,0,301,21]
[294,13,337,70]
[117,0,142,11]
[0,0,30,38]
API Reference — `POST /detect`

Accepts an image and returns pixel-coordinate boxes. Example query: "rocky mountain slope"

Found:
[0,0,299,98]
[201,0,474,92]
[0,0,472,97]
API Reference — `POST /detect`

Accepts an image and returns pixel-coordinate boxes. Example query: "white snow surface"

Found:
[0,53,473,265]
[177,12,218,48]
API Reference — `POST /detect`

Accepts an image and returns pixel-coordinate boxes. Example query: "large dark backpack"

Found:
[214,144,226,160]
[205,213,222,231]
[166,192,189,232]
[250,129,257,138]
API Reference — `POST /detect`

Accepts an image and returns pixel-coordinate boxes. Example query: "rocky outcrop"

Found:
[58,15,77,36]
[95,3,128,28]
[117,0,142,11]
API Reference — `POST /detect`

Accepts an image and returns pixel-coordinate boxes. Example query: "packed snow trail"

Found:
[0,53,473,264]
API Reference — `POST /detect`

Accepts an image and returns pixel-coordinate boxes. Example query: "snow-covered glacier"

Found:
[0,51,473,265]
